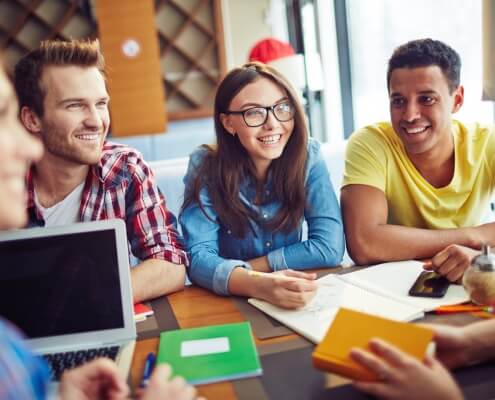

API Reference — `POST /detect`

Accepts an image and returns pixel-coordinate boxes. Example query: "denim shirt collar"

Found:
[239,169,274,204]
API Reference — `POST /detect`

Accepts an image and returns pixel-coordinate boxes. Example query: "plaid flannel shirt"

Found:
[26,142,188,266]
[0,318,49,400]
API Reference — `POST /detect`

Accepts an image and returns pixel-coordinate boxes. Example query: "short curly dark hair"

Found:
[387,38,461,94]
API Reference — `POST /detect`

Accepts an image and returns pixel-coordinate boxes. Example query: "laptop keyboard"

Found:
[43,345,120,381]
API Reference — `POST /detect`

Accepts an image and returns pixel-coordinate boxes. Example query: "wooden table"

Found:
[130,283,319,398]
[129,274,491,399]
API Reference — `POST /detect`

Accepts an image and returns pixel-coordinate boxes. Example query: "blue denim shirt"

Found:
[179,138,344,295]
[0,318,49,400]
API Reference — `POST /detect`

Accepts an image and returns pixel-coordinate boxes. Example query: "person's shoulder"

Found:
[98,142,153,186]
[346,122,396,159]
[100,141,146,165]
[456,120,495,138]
[306,137,321,157]
[189,145,210,162]
[304,137,327,172]
[0,318,25,342]
[348,121,394,144]
[456,120,495,150]
[188,145,215,170]
[183,145,216,190]
[0,318,30,362]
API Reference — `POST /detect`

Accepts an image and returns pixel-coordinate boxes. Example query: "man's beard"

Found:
[40,122,104,166]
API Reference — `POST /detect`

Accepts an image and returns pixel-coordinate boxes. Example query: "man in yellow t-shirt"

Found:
[342,38,495,281]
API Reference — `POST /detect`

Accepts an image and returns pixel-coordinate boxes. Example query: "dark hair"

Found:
[182,62,308,238]
[14,38,105,117]
[387,38,461,93]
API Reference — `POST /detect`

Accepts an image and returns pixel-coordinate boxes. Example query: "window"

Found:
[346,0,493,131]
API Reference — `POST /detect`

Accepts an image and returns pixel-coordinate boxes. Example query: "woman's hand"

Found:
[252,269,318,309]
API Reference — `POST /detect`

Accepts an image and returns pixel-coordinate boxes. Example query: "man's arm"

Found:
[123,151,189,303]
[131,259,185,303]
[341,184,483,265]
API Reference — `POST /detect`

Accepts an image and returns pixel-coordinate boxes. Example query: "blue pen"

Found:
[140,352,155,388]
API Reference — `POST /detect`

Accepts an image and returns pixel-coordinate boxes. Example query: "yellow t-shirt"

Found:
[342,121,495,229]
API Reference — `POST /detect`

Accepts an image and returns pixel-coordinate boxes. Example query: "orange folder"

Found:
[312,308,434,381]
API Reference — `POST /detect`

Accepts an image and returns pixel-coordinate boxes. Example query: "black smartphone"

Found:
[408,271,450,298]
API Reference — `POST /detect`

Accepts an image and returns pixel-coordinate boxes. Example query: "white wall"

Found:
[117,0,288,161]
[222,0,273,68]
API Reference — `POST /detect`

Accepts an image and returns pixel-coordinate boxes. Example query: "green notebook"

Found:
[157,321,262,385]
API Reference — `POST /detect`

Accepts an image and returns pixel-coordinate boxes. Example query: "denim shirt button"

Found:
[262,213,268,219]
[265,190,270,195]
[265,241,271,247]
[227,229,232,234]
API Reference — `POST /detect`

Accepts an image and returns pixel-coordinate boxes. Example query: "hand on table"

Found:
[59,358,129,400]
[254,269,318,309]
[138,364,205,400]
[350,338,463,400]
[424,244,479,282]
[59,359,205,400]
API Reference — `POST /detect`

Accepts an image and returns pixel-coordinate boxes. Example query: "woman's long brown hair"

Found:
[182,62,308,238]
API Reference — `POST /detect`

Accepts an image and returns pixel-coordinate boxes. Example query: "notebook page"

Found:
[248,275,423,343]
[341,260,469,311]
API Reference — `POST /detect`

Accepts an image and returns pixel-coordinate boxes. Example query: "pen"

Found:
[248,270,330,287]
[435,305,495,314]
[140,352,155,388]
[249,270,299,281]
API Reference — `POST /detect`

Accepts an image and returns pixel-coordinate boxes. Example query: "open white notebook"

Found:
[342,260,469,311]
[248,260,469,343]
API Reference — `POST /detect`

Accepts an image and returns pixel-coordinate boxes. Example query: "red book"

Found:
[133,303,153,321]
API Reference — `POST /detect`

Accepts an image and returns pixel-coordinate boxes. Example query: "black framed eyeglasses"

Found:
[226,101,295,127]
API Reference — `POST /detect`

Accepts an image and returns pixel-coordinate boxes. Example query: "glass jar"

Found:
[462,244,495,305]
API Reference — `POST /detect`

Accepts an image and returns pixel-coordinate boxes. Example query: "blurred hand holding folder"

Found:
[312,308,435,381]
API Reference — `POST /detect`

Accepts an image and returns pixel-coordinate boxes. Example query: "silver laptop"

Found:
[0,219,136,395]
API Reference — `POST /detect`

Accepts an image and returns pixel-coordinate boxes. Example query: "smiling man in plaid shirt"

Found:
[14,39,188,303]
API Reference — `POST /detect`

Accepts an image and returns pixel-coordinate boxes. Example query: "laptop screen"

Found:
[0,229,124,339]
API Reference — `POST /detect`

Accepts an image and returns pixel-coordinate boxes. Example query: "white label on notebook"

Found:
[180,337,230,357]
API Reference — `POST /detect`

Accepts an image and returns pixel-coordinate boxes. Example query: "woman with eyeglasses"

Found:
[180,62,344,308]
